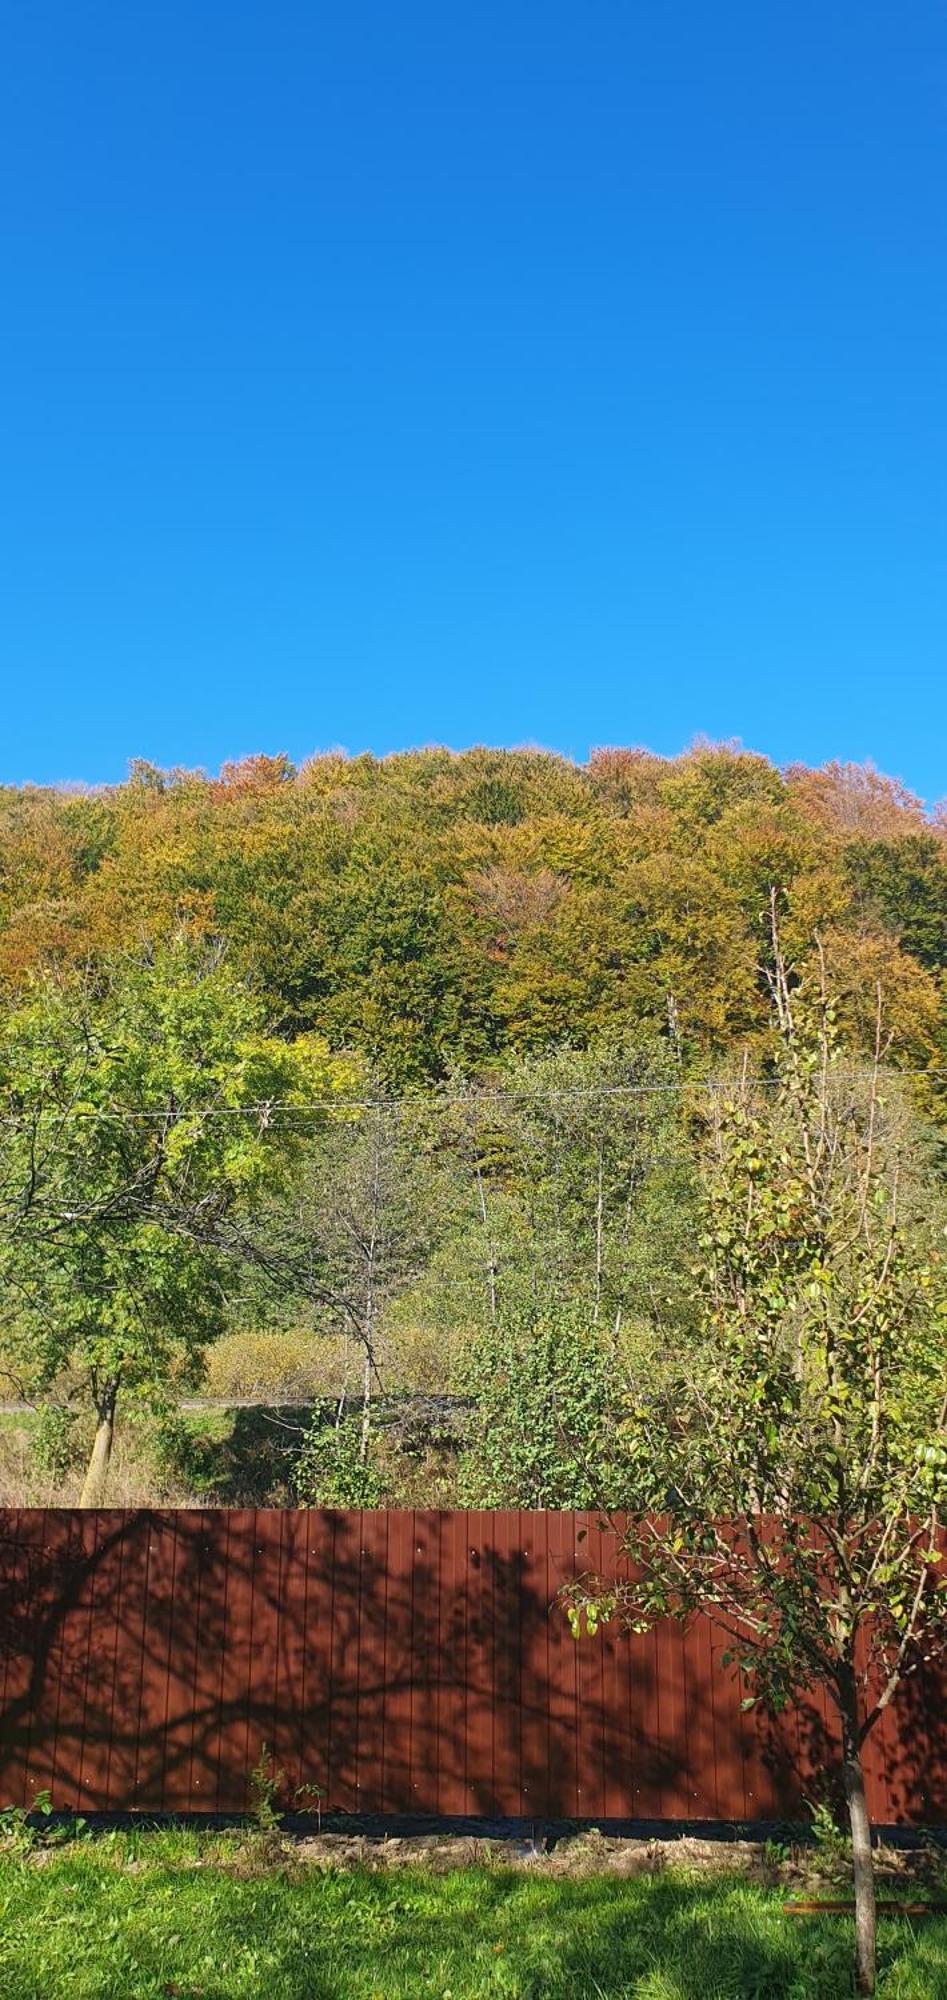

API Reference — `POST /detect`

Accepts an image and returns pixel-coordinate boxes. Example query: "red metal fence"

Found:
[2,1509,946,1824]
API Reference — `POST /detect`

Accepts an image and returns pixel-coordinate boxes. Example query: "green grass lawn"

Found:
[2,1836,947,1999]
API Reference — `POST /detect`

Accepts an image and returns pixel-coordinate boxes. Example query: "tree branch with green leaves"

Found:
[567,918,947,1995]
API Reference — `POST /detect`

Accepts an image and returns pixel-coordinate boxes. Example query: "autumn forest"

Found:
[1,742,945,1515]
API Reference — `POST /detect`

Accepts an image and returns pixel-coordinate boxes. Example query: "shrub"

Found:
[204,1330,358,1401]
[458,1300,625,1509]
[293,1409,386,1507]
[30,1406,86,1479]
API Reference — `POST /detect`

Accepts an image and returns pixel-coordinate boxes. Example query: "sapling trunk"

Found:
[840,1670,877,1995]
[78,1379,119,1508]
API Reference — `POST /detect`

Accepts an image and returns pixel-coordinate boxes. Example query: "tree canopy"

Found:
[0,937,354,1502]
[0,745,943,1093]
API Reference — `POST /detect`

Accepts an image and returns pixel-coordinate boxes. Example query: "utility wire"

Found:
[0,1064,945,1125]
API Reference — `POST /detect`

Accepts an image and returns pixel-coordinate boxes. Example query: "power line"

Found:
[0,1064,945,1126]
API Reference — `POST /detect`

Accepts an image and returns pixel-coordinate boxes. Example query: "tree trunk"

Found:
[840,1670,876,1995]
[360,1344,372,1462]
[78,1379,119,1508]
[593,1144,604,1325]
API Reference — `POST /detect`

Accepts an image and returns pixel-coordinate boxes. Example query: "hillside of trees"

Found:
[1,742,945,1088]
[0,742,945,1513]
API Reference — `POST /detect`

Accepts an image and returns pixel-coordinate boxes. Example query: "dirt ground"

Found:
[18,1819,947,1898]
[255,1825,947,1892]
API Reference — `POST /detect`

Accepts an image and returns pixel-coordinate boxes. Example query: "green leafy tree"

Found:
[460,1298,624,1509]
[570,936,947,1995]
[843,832,947,974]
[430,1040,696,1351]
[0,938,348,1504]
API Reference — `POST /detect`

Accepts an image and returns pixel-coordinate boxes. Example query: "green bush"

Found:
[30,1405,86,1479]
[293,1410,386,1507]
[458,1300,625,1509]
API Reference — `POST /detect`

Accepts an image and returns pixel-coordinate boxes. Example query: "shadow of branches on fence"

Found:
[1,1509,945,1825]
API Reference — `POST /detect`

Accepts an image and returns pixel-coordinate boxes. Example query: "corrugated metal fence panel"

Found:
[1,1508,946,1824]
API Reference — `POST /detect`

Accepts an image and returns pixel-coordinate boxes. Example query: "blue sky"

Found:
[2,3,945,800]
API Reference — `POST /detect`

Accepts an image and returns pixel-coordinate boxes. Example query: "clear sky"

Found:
[2,3,945,799]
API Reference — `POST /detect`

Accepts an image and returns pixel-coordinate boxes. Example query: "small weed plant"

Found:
[0,1789,88,1855]
[807,1797,852,1879]
[246,1746,326,1856]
